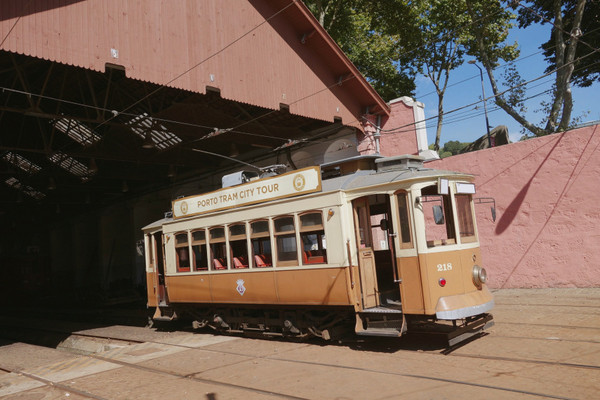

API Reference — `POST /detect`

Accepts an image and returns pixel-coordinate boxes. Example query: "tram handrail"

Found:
[346,239,355,289]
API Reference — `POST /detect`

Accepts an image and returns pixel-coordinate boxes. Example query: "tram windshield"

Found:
[420,184,477,247]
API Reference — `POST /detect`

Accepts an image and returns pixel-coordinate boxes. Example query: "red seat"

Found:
[233,257,248,268]
[254,254,271,267]
[213,258,226,270]
[254,255,266,267]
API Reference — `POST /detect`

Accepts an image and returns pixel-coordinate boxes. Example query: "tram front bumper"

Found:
[435,286,494,320]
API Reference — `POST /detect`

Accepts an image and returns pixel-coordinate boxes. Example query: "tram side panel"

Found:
[395,256,425,314]
[161,268,354,306]
[157,195,357,307]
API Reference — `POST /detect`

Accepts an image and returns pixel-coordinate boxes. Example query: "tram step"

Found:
[356,328,402,337]
[153,307,178,322]
[360,306,402,314]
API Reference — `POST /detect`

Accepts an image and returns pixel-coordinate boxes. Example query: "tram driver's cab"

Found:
[353,176,493,321]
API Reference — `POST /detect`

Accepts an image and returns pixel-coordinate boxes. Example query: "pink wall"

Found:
[427,125,600,288]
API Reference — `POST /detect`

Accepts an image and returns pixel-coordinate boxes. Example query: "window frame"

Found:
[174,231,191,272]
[273,215,298,267]
[209,226,228,271]
[250,219,273,268]
[395,190,414,249]
[299,211,327,265]
[191,229,208,271]
[420,184,458,248]
[229,223,249,269]
[455,193,477,243]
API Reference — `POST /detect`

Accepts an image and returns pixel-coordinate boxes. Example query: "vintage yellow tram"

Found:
[143,155,494,345]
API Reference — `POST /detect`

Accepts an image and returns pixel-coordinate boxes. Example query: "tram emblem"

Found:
[180,201,189,214]
[293,174,306,191]
[236,279,246,296]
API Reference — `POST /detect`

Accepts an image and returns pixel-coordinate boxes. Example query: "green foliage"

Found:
[513,0,599,88]
[442,140,469,155]
[430,140,469,157]
[304,0,416,100]
[365,0,515,150]
[473,0,590,135]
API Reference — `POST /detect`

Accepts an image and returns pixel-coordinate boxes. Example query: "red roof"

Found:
[1,0,389,127]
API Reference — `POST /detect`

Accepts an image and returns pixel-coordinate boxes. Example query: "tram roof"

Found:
[320,167,473,193]
[142,217,174,232]
[145,164,474,230]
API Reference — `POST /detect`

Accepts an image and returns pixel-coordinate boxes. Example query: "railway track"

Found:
[0,365,109,400]
[0,328,310,400]
[1,321,595,400]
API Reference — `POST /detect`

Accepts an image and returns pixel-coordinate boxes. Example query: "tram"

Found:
[143,155,494,345]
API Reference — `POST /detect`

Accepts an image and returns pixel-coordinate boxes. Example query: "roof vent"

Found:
[259,164,287,178]
[375,155,424,172]
[222,170,259,188]
[320,155,382,179]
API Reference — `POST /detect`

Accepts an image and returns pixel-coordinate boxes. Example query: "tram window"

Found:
[229,224,248,268]
[209,227,227,270]
[274,216,298,266]
[421,185,456,247]
[251,220,272,267]
[175,233,191,272]
[355,202,372,248]
[370,213,389,250]
[456,194,476,243]
[300,212,327,264]
[396,192,414,249]
[191,230,208,271]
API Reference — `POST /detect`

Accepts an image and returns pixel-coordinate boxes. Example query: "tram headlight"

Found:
[472,265,487,288]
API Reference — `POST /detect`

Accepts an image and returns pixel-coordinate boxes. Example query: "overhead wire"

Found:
[373,48,599,136]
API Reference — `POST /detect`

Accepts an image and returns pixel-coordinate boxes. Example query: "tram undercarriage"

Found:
[152,304,493,346]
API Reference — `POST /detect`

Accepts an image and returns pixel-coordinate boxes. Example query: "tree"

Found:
[362,0,514,151]
[304,0,416,100]
[410,0,479,152]
[429,140,469,157]
[517,0,599,89]
[468,0,590,135]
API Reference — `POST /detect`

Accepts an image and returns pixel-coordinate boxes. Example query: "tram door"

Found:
[152,232,167,305]
[353,196,401,309]
[353,198,378,309]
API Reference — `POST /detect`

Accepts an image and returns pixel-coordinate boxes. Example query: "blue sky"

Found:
[413,22,600,147]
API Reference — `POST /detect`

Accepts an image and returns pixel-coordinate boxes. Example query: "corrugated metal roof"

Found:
[0,0,388,126]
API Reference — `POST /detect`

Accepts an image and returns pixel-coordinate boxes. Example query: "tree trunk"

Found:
[466,0,546,137]
[558,0,587,131]
[435,94,444,152]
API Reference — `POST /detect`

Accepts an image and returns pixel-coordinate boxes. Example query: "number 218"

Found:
[437,263,453,272]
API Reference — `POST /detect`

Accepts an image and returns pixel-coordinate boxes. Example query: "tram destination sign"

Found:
[172,166,322,219]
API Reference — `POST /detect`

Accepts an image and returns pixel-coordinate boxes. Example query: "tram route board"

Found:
[172,166,322,219]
